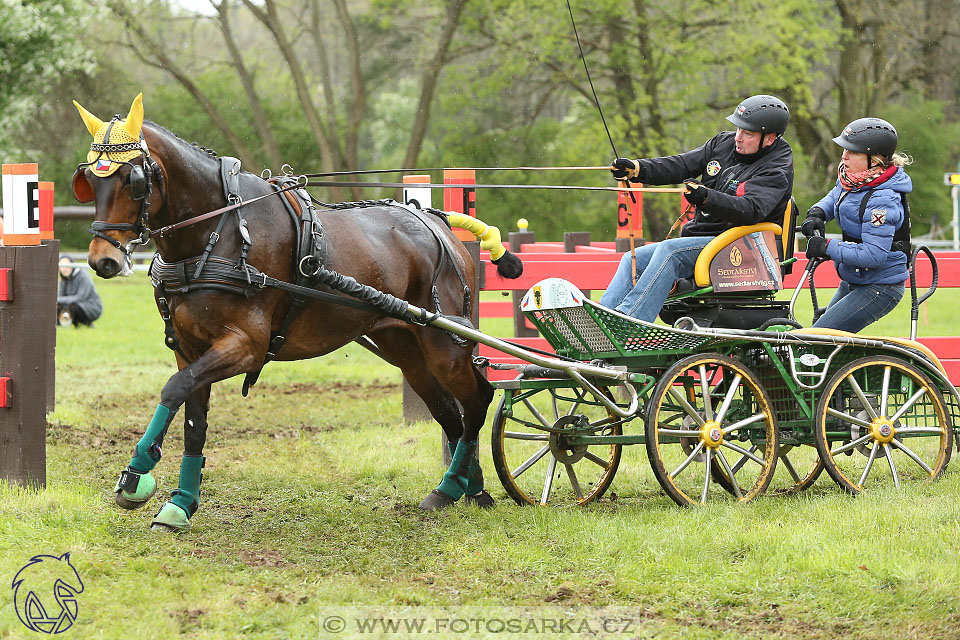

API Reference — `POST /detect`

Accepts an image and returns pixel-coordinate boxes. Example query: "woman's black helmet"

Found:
[832,118,898,157]
[725,95,790,135]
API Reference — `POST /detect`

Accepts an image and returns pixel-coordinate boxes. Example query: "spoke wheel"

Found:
[771,444,824,494]
[645,353,778,506]
[714,441,824,495]
[491,385,625,506]
[815,356,952,494]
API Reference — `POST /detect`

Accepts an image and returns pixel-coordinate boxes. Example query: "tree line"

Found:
[3,0,959,244]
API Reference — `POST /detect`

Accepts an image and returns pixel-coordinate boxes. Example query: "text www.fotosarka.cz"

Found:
[318,606,649,636]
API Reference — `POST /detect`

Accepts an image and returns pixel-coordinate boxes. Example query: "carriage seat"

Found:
[670,197,797,296]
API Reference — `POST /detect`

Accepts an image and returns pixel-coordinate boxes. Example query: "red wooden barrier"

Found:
[479,245,960,384]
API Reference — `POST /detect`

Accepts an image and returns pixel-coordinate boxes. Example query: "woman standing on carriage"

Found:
[801,118,912,333]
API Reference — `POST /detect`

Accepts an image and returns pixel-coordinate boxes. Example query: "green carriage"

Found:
[487,277,958,507]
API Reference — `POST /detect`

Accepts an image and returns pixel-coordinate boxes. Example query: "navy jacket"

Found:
[812,167,911,286]
[636,131,794,237]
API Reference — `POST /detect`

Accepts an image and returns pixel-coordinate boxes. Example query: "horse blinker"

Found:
[130,165,147,201]
[72,169,94,203]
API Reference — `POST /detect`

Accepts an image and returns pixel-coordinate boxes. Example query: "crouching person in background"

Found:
[58,254,102,327]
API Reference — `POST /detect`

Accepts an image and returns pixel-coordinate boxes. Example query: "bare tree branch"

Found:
[106,0,258,162]
[213,0,282,169]
[403,0,470,169]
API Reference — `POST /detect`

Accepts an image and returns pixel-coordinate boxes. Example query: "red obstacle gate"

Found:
[477,237,960,384]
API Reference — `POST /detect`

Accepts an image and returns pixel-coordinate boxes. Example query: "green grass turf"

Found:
[1,273,959,639]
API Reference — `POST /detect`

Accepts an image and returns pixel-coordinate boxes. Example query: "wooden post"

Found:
[41,240,58,414]
[508,229,537,338]
[0,242,58,488]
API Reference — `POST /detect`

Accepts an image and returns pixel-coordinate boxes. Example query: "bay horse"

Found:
[72,94,522,531]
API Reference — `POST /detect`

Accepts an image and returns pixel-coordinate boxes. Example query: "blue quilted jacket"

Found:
[812,167,911,286]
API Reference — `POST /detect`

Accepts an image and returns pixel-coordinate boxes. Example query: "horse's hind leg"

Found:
[367,328,493,509]
[436,362,496,509]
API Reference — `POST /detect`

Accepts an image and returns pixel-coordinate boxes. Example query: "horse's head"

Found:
[73,94,165,278]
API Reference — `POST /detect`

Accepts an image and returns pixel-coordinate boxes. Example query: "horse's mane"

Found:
[144,120,221,165]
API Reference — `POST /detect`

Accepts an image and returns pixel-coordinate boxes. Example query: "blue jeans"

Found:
[599,236,713,323]
[813,281,904,333]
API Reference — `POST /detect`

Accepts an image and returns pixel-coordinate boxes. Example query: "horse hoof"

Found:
[464,490,495,508]
[418,489,458,511]
[113,470,157,510]
[116,492,154,510]
[150,501,191,532]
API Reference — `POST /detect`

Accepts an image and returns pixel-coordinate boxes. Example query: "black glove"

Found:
[611,158,642,182]
[801,207,826,238]
[683,180,708,205]
[805,236,830,260]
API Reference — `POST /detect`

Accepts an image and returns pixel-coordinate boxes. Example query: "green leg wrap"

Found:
[129,404,173,472]
[169,455,204,519]
[447,440,484,495]
[436,440,477,500]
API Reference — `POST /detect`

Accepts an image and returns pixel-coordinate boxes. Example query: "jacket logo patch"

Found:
[871,209,887,226]
[706,160,721,176]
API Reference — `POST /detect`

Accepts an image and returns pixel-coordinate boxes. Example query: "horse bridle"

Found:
[72,116,165,259]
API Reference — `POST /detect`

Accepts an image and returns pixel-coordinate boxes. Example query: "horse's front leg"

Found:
[113,336,260,531]
[113,353,196,511]
[149,384,211,532]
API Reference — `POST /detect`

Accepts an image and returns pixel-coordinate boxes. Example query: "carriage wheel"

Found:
[491,385,624,506]
[814,356,952,494]
[645,354,778,506]
[713,442,823,495]
[771,444,824,494]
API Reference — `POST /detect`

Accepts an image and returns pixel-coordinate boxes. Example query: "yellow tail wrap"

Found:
[446,212,506,261]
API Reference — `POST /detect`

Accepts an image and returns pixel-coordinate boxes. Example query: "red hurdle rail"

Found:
[478,242,960,384]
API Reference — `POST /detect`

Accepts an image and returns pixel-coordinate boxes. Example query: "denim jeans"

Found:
[812,280,904,333]
[599,236,714,323]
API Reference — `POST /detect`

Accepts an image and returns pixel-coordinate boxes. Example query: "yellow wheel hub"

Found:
[870,417,896,444]
[700,420,724,449]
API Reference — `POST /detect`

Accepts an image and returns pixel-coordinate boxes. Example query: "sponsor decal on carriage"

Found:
[871,209,887,226]
[710,231,781,292]
[799,353,821,367]
[706,160,721,176]
[524,279,586,310]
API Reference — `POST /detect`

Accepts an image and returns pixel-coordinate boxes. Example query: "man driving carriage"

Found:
[600,94,794,322]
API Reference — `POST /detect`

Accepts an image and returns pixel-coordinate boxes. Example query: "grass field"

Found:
[2,273,960,639]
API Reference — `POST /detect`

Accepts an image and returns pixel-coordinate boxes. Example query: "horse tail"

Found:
[445,212,523,279]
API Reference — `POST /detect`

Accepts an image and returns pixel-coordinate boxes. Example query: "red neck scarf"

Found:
[838,162,897,192]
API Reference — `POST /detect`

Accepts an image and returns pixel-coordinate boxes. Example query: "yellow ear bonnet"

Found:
[74,93,146,178]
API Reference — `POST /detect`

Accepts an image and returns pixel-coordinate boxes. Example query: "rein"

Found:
[302,180,684,193]
[151,178,307,238]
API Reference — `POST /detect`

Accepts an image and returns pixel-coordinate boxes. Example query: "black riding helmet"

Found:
[832,117,898,158]
[725,95,790,135]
